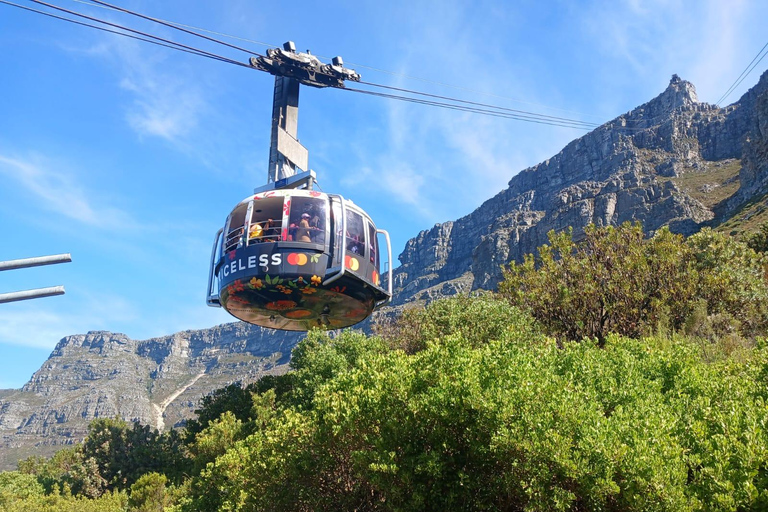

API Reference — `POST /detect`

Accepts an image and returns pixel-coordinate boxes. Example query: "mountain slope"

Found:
[0,325,301,469]
[391,71,768,305]
[1,71,767,470]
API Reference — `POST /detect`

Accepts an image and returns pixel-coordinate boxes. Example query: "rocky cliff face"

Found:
[391,71,768,303]
[2,71,767,470]
[0,325,302,470]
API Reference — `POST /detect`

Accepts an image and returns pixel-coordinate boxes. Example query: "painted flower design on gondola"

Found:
[275,284,293,295]
[265,300,297,311]
[343,307,367,318]
[301,286,317,294]
[254,191,275,200]
[311,275,322,286]
[283,199,291,215]
[249,278,264,290]
[232,279,245,292]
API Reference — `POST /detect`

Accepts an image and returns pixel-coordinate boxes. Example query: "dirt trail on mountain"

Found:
[152,371,206,431]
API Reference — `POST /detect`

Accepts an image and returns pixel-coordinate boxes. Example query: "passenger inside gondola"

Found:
[297,213,312,242]
[368,223,377,265]
[288,196,326,245]
[225,203,248,251]
[248,198,283,244]
[346,211,365,255]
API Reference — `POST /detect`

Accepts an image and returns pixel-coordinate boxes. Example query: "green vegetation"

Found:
[716,192,768,239]
[500,222,768,346]
[670,158,741,209]
[746,221,768,253]
[2,223,768,511]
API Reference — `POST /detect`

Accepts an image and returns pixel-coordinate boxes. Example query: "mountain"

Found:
[1,70,767,470]
[390,71,768,306]
[0,325,301,469]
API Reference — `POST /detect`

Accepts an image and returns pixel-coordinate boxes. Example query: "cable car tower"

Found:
[206,42,392,331]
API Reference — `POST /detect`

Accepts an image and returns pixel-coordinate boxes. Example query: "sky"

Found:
[0,0,767,389]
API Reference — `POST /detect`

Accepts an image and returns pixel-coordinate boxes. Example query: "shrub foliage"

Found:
[499,222,768,345]
[3,224,768,511]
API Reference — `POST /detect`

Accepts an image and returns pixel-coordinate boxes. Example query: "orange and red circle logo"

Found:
[345,255,360,271]
[286,253,308,265]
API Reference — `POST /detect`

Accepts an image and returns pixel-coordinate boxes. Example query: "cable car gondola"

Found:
[205,42,392,331]
[206,185,391,330]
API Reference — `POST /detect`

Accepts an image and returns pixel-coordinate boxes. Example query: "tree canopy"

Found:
[3,223,768,511]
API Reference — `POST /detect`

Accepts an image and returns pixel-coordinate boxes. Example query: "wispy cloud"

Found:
[0,308,79,349]
[0,290,143,350]
[579,0,759,104]
[0,154,137,229]
[120,71,205,141]
[115,39,207,142]
[62,20,210,145]
[339,2,580,225]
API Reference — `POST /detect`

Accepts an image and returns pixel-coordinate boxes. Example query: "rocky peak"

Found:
[51,331,132,357]
[391,71,768,301]
[621,75,699,128]
[1,322,303,470]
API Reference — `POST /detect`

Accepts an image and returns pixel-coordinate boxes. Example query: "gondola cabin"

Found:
[206,189,392,330]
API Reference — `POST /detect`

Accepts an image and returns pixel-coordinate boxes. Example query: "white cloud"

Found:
[0,154,137,229]
[579,0,763,105]
[0,290,144,350]
[115,40,206,142]
[0,308,78,349]
[122,75,205,141]
[381,165,426,208]
[62,21,209,144]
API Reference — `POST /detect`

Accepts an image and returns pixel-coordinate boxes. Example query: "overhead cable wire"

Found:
[351,89,594,129]
[344,87,594,130]
[716,40,768,106]
[25,0,252,69]
[1,0,247,66]
[6,0,602,128]
[86,0,264,58]
[67,0,599,120]
[69,0,275,48]
[358,81,598,128]
[351,64,604,120]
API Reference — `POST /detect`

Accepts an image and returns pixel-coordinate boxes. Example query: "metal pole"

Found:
[267,76,301,183]
[0,254,72,272]
[0,286,66,304]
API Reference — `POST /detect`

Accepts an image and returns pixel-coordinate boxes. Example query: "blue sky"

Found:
[0,0,766,389]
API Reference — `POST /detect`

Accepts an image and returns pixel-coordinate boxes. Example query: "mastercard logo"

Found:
[286,253,308,265]
[345,255,360,271]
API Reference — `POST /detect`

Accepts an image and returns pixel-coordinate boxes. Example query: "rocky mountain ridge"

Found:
[0,325,301,469]
[391,71,768,304]
[1,70,767,470]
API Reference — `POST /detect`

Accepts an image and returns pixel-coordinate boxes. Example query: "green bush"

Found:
[500,223,768,345]
[746,221,768,253]
[0,471,44,506]
[184,305,768,511]
[0,485,127,512]
[687,228,768,339]
[374,294,540,353]
[128,472,170,512]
